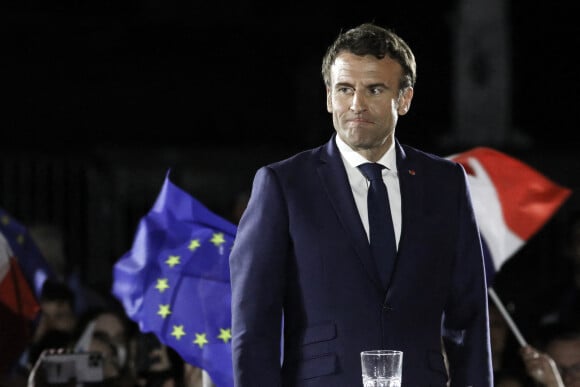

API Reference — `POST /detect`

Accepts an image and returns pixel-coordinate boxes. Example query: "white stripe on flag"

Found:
[463,156,525,270]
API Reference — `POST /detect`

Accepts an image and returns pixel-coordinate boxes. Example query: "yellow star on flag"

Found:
[155,278,170,293]
[210,232,225,247]
[188,239,201,251]
[157,304,171,318]
[165,255,181,267]
[16,234,24,245]
[1,215,9,225]
[171,325,186,340]
[217,328,232,343]
[193,333,208,348]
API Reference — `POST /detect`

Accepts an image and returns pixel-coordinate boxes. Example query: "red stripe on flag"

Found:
[0,225,42,374]
[0,257,40,320]
[451,147,572,240]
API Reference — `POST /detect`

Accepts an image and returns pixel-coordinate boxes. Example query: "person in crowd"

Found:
[229,22,493,386]
[489,300,528,386]
[130,331,184,387]
[33,279,77,344]
[89,330,125,385]
[520,324,580,387]
[73,300,136,386]
[11,279,78,381]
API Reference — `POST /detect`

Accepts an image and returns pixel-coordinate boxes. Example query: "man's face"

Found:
[326,52,413,159]
[546,337,580,386]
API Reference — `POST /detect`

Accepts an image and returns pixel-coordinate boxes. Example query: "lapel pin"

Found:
[408,169,416,175]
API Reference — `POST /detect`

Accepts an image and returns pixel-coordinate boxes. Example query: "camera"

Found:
[41,351,104,384]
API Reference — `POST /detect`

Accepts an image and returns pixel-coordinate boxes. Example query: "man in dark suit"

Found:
[229,23,493,386]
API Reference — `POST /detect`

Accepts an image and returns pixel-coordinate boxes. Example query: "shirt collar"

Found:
[335,134,397,172]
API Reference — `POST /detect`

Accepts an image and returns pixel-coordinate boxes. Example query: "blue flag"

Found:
[112,171,236,387]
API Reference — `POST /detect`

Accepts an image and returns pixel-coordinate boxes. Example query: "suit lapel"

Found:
[395,141,424,247]
[385,142,424,296]
[316,136,384,288]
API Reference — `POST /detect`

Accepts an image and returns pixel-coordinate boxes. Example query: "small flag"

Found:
[449,147,572,283]
[112,171,236,387]
[0,208,56,299]
[0,215,44,374]
[0,231,40,320]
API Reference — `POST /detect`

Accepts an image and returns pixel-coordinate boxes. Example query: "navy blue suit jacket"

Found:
[229,135,493,386]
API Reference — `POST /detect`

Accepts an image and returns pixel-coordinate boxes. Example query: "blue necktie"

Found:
[358,163,397,288]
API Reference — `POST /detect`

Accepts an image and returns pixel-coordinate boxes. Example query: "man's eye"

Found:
[337,87,352,94]
[370,87,382,95]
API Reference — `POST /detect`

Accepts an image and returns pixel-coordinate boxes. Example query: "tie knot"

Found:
[358,163,385,181]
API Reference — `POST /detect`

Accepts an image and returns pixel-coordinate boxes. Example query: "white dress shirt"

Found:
[335,135,401,249]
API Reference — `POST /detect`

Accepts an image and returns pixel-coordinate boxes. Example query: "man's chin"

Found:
[343,133,379,150]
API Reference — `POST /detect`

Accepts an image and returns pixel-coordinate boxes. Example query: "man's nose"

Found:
[350,91,367,112]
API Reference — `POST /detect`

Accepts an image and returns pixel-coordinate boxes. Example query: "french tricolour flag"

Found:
[449,147,572,284]
[0,231,39,320]
[0,229,41,373]
[0,208,56,373]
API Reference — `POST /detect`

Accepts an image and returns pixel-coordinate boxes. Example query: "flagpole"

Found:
[488,287,527,346]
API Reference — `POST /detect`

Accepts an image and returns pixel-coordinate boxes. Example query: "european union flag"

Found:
[112,171,236,387]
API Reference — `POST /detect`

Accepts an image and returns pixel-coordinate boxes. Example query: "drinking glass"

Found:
[360,349,402,387]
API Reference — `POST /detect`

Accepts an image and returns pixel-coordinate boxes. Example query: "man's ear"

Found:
[326,88,332,113]
[397,87,414,116]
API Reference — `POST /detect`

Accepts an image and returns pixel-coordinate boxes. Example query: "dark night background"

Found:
[1,1,580,341]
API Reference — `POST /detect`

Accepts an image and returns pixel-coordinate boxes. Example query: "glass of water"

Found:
[360,349,402,387]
